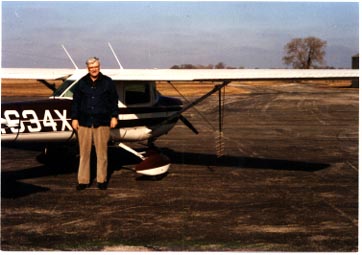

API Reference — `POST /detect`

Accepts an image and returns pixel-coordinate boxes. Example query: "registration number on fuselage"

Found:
[1,109,72,134]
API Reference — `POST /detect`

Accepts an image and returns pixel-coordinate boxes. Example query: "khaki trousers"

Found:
[77,126,110,184]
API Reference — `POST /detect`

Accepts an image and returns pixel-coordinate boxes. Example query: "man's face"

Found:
[87,61,100,79]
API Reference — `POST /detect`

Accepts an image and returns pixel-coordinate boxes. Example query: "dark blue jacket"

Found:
[71,73,119,127]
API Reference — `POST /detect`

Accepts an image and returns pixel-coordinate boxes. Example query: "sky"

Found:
[1,1,359,69]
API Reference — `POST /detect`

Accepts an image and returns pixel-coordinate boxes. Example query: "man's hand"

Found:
[110,117,118,128]
[72,119,79,131]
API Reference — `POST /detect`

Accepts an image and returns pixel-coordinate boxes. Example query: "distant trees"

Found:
[215,62,226,69]
[171,36,328,69]
[283,37,327,69]
[170,62,243,69]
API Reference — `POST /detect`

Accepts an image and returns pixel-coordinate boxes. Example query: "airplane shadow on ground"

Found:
[1,152,78,199]
[1,146,141,199]
[2,146,329,198]
[161,148,330,172]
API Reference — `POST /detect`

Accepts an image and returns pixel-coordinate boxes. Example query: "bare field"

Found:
[1,79,63,97]
[0,54,358,252]
[1,81,358,251]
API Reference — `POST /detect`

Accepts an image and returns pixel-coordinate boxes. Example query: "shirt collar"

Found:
[87,72,103,83]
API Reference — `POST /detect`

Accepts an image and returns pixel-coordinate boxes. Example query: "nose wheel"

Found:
[117,143,170,176]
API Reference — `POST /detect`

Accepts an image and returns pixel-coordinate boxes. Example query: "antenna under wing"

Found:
[108,42,124,69]
[61,45,79,69]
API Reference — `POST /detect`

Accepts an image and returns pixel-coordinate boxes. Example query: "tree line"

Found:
[171,62,243,69]
[171,36,341,69]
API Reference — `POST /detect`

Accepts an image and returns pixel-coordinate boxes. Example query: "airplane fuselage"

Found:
[1,79,183,145]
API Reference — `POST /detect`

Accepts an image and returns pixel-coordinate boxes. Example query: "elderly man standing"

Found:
[71,57,119,190]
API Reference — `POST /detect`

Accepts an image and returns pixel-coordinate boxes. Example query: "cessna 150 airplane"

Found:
[1,65,358,176]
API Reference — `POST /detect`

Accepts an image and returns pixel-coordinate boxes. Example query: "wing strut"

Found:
[166,80,231,122]
[167,81,214,133]
[164,81,230,157]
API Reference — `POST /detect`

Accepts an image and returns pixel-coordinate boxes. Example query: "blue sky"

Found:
[2,1,359,69]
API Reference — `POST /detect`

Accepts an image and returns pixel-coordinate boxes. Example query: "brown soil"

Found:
[1,79,352,98]
[1,82,358,251]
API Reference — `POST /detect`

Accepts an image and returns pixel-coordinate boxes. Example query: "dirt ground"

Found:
[1,80,358,251]
[1,78,353,97]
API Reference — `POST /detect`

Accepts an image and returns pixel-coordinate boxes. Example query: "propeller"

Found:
[179,114,199,134]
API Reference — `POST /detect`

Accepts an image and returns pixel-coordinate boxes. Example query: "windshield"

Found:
[52,80,76,97]
[124,83,150,105]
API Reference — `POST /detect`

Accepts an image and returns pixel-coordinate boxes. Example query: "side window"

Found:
[63,85,76,98]
[53,80,76,98]
[125,83,150,105]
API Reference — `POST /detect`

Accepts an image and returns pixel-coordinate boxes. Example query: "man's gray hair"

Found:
[86,57,100,66]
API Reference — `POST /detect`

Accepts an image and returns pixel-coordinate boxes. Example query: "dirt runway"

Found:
[1,82,358,251]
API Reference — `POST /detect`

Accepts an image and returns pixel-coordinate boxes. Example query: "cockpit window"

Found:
[125,83,150,105]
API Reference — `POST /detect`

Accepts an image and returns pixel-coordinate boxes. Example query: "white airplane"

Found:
[1,66,358,176]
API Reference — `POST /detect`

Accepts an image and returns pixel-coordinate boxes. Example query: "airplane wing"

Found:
[1,68,75,80]
[2,68,358,81]
[105,69,359,81]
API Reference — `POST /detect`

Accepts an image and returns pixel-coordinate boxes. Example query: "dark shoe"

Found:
[76,184,88,191]
[97,182,108,190]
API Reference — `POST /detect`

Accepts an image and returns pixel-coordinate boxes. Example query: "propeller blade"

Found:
[179,114,199,134]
